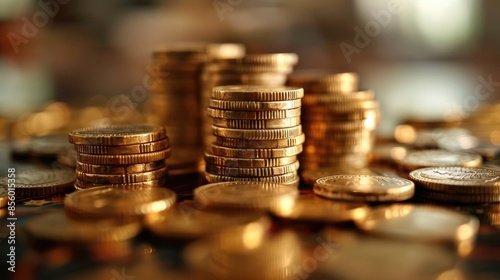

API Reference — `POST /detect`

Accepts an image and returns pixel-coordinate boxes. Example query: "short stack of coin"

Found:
[145,43,245,178]
[69,124,171,189]
[201,53,299,149]
[204,85,304,187]
[287,72,380,170]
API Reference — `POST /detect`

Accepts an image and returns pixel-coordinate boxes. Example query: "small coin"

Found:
[301,167,379,187]
[211,85,303,101]
[314,175,414,202]
[205,153,297,168]
[25,211,141,244]
[194,181,298,210]
[209,99,301,111]
[76,167,168,184]
[77,149,171,165]
[271,194,368,222]
[74,139,170,155]
[409,167,500,194]
[74,177,167,190]
[207,107,301,120]
[214,134,305,149]
[69,124,167,145]
[205,172,299,185]
[210,144,303,158]
[212,125,302,140]
[0,168,75,197]
[206,161,299,177]
[354,204,479,243]
[76,160,166,174]
[398,150,482,171]
[0,188,7,208]
[65,186,177,221]
[211,117,301,129]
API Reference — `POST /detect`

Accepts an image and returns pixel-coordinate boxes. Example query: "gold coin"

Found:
[301,167,380,187]
[77,149,171,165]
[271,194,368,222]
[207,107,301,120]
[303,120,378,134]
[305,100,378,114]
[205,172,299,185]
[206,161,299,177]
[65,186,176,221]
[314,175,414,202]
[354,204,479,243]
[76,160,166,175]
[212,125,302,140]
[0,168,75,197]
[0,188,7,208]
[194,181,298,210]
[76,167,168,184]
[74,177,167,190]
[74,139,170,155]
[145,208,268,240]
[409,167,500,194]
[69,124,167,145]
[227,53,298,65]
[301,90,373,104]
[416,188,500,203]
[287,71,359,93]
[25,211,141,244]
[209,99,301,111]
[211,117,301,129]
[302,108,380,122]
[398,149,482,171]
[211,85,303,101]
[214,134,305,149]
[205,153,297,167]
[210,144,302,158]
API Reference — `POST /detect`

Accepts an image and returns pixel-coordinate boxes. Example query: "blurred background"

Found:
[0,0,499,139]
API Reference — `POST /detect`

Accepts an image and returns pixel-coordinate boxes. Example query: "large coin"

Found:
[69,124,167,145]
[314,175,414,202]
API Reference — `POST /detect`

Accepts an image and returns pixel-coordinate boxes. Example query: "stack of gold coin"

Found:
[68,124,171,189]
[409,166,500,203]
[145,43,245,178]
[205,85,304,186]
[287,72,380,171]
[201,53,299,149]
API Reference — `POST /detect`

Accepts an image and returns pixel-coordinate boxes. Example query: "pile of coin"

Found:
[204,85,304,187]
[68,124,171,189]
[201,53,299,149]
[145,43,245,178]
[410,166,500,203]
[287,72,379,170]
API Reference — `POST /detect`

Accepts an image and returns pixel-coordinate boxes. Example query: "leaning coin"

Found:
[65,186,176,221]
[354,204,479,243]
[0,168,75,197]
[69,124,167,145]
[76,167,168,184]
[194,181,298,211]
[271,194,368,223]
[314,175,414,202]
[74,139,170,155]
[77,149,171,165]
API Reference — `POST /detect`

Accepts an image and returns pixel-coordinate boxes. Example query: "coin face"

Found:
[399,150,482,170]
[69,124,167,145]
[25,211,141,243]
[194,182,298,210]
[354,204,479,243]
[314,175,414,202]
[0,168,75,197]
[410,167,500,194]
[65,186,176,220]
[301,167,378,187]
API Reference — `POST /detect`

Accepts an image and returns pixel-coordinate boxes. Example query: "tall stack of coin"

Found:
[201,53,299,149]
[145,43,245,178]
[287,72,379,170]
[205,85,304,187]
[69,125,171,189]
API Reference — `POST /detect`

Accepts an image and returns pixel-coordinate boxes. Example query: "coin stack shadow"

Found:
[201,53,299,150]
[287,72,380,171]
[69,125,171,189]
[204,85,305,187]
